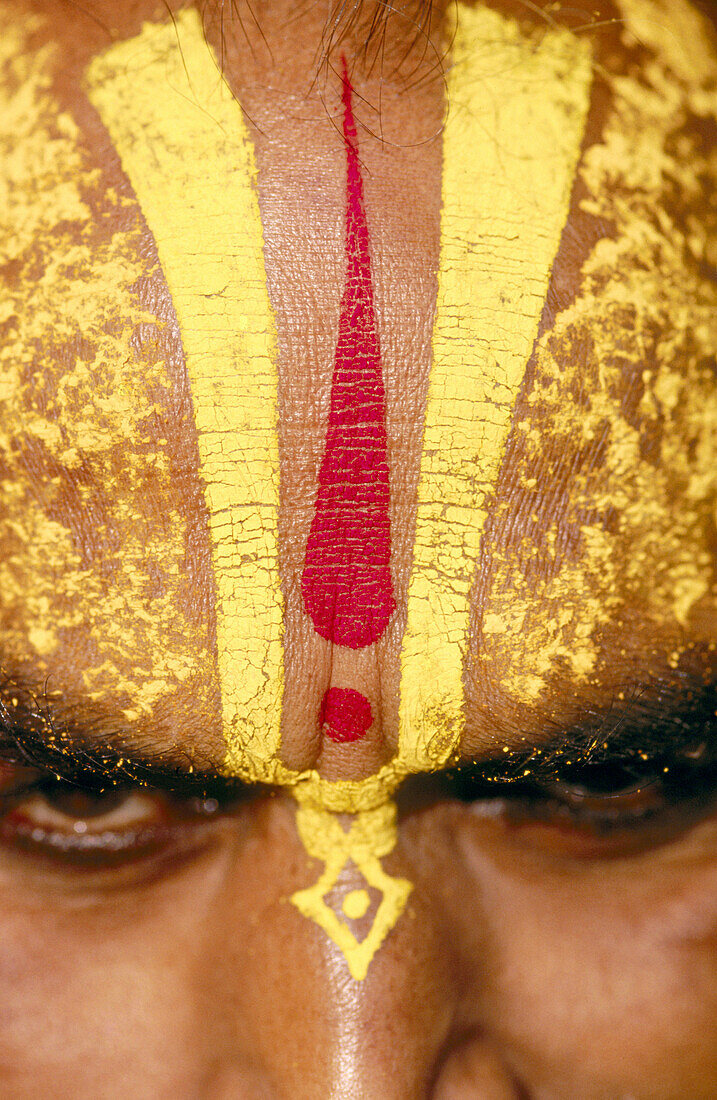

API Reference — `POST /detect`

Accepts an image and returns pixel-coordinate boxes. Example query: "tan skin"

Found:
[0,0,716,1095]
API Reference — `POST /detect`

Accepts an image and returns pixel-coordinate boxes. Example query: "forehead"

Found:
[0,0,715,794]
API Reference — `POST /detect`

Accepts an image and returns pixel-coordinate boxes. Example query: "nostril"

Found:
[431,1032,531,1100]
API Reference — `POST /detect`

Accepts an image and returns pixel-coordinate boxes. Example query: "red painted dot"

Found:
[319,687,373,743]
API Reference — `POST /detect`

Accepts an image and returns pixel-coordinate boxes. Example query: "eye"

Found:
[506,751,717,856]
[543,759,668,824]
[440,743,717,858]
[0,768,226,866]
[9,787,167,850]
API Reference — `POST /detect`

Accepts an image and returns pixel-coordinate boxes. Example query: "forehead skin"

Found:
[0,0,715,785]
[1,2,225,758]
[465,6,717,743]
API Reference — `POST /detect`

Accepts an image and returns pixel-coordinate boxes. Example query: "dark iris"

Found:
[34,783,131,820]
[397,739,717,835]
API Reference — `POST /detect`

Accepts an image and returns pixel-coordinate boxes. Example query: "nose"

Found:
[431,1036,529,1099]
[193,794,450,1098]
[189,796,524,1099]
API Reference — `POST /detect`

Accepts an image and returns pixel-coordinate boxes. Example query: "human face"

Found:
[0,0,716,1095]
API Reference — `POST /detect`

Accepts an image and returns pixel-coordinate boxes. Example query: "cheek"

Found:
[0,861,209,1094]
[408,809,717,1098]
[0,798,326,1094]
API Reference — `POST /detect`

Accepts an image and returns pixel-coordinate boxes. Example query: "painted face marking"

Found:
[473,0,717,703]
[291,800,411,982]
[300,58,395,653]
[78,5,598,980]
[397,6,593,771]
[320,686,373,743]
[0,9,217,721]
[290,61,412,976]
[86,11,284,782]
[85,18,409,977]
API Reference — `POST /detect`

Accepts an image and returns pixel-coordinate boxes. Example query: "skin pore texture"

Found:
[0,0,716,1095]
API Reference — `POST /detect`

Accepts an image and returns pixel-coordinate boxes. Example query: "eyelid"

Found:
[0,763,230,869]
[506,757,717,856]
[0,760,44,798]
[0,726,250,803]
[431,739,717,858]
[16,789,161,832]
[547,774,661,804]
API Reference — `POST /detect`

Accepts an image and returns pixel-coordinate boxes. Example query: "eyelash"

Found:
[442,746,717,854]
[0,770,230,867]
[0,747,714,866]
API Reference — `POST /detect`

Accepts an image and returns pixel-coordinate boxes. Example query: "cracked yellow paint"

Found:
[0,7,214,719]
[86,10,283,780]
[83,12,410,978]
[476,0,717,703]
[397,6,593,770]
[291,800,412,981]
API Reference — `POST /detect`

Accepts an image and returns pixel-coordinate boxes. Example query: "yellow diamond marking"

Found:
[291,801,412,981]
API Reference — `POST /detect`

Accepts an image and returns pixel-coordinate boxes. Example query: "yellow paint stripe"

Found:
[86,11,283,780]
[398,6,592,770]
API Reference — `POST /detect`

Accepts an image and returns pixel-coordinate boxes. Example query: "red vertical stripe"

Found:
[301,58,395,649]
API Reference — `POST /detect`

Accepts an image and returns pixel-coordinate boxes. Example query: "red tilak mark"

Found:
[320,687,373,743]
[301,57,396,649]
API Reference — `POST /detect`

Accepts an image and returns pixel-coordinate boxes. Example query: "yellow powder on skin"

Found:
[475,0,717,703]
[291,799,412,982]
[83,11,409,980]
[289,5,596,972]
[342,888,371,920]
[617,0,717,90]
[397,5,593,770]
[80,11,406,818]
[0,9,214,718]
[80,10,406,818]
[16,0,705,982]
[86,11,284,781]
[79,9,599,982]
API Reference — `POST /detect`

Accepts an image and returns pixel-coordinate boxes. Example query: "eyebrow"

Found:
[0,674,239,799]
[0,669,714,799]
[453,676,717,786]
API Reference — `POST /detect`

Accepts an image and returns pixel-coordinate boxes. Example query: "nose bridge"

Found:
[314,644,391,782]
[319,919,456,1100]
[193,797,461,1099]
[186,795,530,1100]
